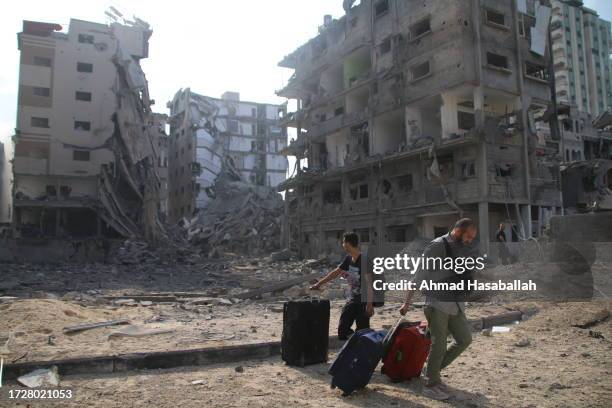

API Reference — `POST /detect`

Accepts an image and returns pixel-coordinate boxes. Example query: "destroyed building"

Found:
[166,89,288,222]
[276,0,563,257]
[561,159,612,212]
[550,0,612,117]
[554,103,612,161]
[152,113,170,219]
[10,18,165,240]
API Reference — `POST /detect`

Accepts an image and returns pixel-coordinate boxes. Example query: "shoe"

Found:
[422,383,450,401]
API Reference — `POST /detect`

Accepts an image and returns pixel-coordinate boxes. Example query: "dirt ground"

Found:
[0,256,610,407]
[0,301,610,408]
[0,296,517,363]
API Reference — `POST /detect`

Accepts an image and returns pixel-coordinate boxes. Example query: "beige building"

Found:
[277,0,563,257]
[12,18,164,239]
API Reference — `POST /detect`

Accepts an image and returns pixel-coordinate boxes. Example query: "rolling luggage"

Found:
[281,299,330,366]
[328,329,387,396]
[381,320,430,382]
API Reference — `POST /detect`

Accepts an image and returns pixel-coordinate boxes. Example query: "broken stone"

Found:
[140,301,153,306]
[191,380,206,385]
[113,299,136,306]
[17,366,60,388]
[270,249,291,262]
[549,382,571,391]
[514,338,531,347]
[234,366,244,373]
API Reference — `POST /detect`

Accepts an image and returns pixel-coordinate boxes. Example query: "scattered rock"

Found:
[271,249,291,262]
[514,338,531,347]
[235,366,244,373]
[17,366,60,388]
[549,382,571,391]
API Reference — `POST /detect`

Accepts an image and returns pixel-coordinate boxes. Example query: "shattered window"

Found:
[31,117,49,128]
[379,37,391,55]
[524,62,550,81]
[78,34,94,44]
[461,161,476,177]
[74,121,91,131]
[76,62,93,73]
[486,52,509,70]
[33,56,51,67]
[396,174,413,192]
[411,61,430,81]
[485,9,506,28]
[32,86,50,97]
[375,0,388,17]
[411,18,431,39]
[73,150,90,161]
[458,111,475,130]
[75,91,92,101]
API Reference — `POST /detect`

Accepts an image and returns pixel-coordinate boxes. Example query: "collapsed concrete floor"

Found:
[0,300,610,407]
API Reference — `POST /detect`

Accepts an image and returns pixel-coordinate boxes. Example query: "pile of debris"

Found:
[183,159,284,256]
[114,240,160,265]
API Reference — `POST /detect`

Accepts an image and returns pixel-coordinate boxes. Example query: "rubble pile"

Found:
[185,161,284,256]
[115,240,160,265]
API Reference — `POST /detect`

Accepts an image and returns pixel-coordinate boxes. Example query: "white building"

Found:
[551,0,612,116]
[167,89,288,221]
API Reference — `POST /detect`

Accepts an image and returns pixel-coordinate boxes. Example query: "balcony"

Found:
[13,156,48,175]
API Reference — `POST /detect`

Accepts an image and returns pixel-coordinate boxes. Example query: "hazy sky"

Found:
[1,0,611,145]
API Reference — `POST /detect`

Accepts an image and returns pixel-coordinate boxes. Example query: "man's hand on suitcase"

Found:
[399,302,411,316]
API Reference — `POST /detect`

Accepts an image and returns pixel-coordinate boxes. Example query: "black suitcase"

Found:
[281,299,330,366]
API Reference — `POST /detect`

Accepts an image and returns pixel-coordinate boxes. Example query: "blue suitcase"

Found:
[328,329,387,396]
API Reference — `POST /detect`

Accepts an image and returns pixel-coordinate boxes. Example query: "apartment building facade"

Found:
[277,0,562,257]
[167,89,288,222]
[551,0,612,117]
[12,18,164,239]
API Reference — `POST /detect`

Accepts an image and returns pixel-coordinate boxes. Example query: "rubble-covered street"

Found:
[1,299,610,407]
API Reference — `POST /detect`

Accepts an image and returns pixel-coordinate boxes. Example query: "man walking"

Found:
[400,218,478,400]
[311,232,374,340]
[496,223,511,265]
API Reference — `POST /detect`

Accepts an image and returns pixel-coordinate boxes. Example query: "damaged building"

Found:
[276,0,563,257]
[561,159,612,212]
[11,18,165,240]
[167,89,288,222]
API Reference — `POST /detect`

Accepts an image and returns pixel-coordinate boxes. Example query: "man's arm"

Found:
[399,241,444,315]
[310,267,343,290]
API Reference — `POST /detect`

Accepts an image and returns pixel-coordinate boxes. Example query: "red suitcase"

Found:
[381,321,430,382]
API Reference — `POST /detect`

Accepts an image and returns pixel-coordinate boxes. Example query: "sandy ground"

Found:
[0,297,518,363]
[0,301,610,408]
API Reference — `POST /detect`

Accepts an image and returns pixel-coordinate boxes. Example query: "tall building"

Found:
[12,18,165,239]
[276,0,562,257]
[551,0,612,116]
[167,89,288,222]
[152,113,170,219]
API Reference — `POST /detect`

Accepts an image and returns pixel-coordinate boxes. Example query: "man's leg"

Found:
[423,306,449,385]
[354,301,370,331]
[338,299,358,340]
[440,309,472,370]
